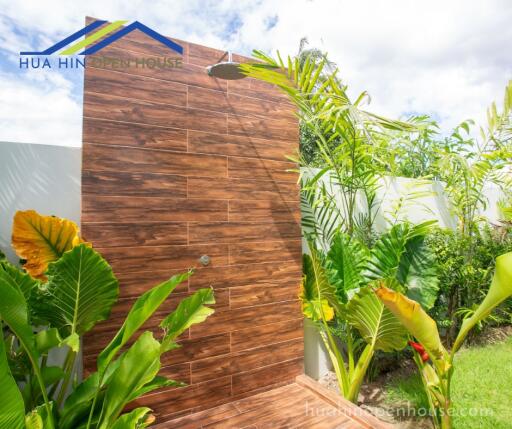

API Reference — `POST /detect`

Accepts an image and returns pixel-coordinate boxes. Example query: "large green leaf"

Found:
[0,332,25,429]
[326,231,368,301]
[0,268,41,377]
[375,285,449,374]
[453,252,512,353]
[396,234,439,310]
[40,244,119,343]
[0,260,39,304]
[302,245,343,317]
[346,287,407,352]
[59,373,101,429]
[111,407,153,429]
[97,271,192,374]
[127,375,184,402]
[98,332,161,429]
[160,288,215,350]
[365,222,438,308]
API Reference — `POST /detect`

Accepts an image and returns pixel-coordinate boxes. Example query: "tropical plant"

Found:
[375,251,512,429]
[300,220,438,402]
[0,210,215,428]
[240,50,417,243]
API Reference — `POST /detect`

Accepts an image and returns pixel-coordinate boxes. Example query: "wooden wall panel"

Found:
[82,18,302,424]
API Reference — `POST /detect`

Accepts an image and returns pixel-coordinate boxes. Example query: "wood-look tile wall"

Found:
[81,19,303,423]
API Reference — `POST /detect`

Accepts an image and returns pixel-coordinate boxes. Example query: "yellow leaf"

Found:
[375,285,449,373]
[301,298,334,321]
[11,210,85,280]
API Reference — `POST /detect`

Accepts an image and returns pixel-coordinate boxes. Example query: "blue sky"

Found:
[0,0,511,146]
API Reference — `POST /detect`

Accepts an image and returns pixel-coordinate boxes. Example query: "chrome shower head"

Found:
[206,51,246,80]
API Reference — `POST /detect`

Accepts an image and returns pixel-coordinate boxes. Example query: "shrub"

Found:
[427,226,512,343]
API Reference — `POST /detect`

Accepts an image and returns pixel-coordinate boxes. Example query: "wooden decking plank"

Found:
[162,378,392,428]
[204,387,309,428]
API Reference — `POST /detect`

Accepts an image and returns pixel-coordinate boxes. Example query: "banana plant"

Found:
[375,251,512,429]
[300,221,438,402]
[0,210,216,428]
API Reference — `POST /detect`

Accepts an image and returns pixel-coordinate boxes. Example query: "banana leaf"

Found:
[453,251,512,353]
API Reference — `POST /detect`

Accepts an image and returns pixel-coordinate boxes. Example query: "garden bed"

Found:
[320,327,512,429]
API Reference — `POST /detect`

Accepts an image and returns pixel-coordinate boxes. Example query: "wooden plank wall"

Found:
[81,19,303,423]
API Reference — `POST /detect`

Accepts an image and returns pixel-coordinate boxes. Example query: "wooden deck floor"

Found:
[160,375,391,429]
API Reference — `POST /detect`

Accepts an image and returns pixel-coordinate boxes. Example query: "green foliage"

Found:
[300,222,438,402]
[0,212,215,429]
[385,337,512,429]
[426,226,512,342]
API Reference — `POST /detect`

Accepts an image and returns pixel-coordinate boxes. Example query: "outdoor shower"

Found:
[206,51,246,80]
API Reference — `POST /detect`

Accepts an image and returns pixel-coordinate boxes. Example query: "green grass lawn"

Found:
[385,337,512,429]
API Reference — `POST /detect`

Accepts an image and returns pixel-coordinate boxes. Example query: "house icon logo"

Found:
[20,20,183,56]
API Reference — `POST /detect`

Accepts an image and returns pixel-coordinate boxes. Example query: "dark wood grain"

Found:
[85,67,187,107]
[187,176,299,201]
[188,130,292,161]
[84,92,227,133]
[82,23,301,419]
[188,221,300,244]
[83,118,187,151]
[231,358,303,395]
[228,156,297,182]
[229,281,299,308]
[189,300,301,339]
[191,338,303,383]
[82,170,187,197]
[230,318,304,352]
[228,199,301,222]
[82,222,188,247]
[229,240,302,265]
[188,85,296,124]
[228,114,298,141]
[97,244,229,273]
[188,261,302,291]
[83,144,227,177]
[82,196,228,223]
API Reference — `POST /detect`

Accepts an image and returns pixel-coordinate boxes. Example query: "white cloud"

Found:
[0,0,511,146]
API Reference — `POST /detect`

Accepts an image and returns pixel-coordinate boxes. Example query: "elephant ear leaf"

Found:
[346,287,407,352]
[326,232,367,302]
[0,333,25,429]
[396,234,439,310]
[453,252,512,353]
[375,285,450,374]
[160,288,215,351]
[11,210,86,279]
[40,244,119,345]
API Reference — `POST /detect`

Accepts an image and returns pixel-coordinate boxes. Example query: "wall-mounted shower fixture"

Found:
[206,51,246,80]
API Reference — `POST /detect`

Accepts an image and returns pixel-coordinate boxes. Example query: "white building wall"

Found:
[0,141,81,262]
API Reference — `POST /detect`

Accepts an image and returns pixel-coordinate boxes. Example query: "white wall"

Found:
[0,141,81,262]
